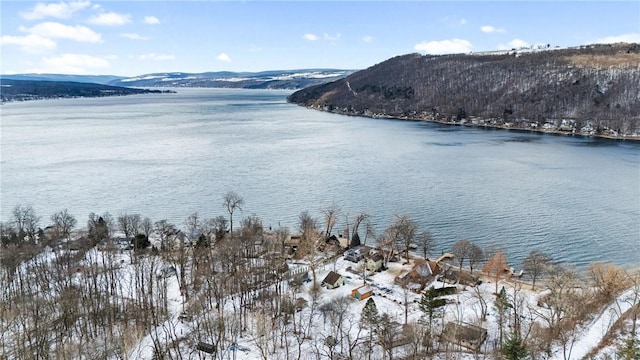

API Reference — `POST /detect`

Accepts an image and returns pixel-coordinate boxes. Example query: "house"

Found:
[351,285,374,301]
[440,322,488,351]
[344,245,370,262]
[366,252,384,272]
[321,271,346,289]
[395,258,441,291]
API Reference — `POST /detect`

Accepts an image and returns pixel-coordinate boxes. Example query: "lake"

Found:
[1,88,638,268]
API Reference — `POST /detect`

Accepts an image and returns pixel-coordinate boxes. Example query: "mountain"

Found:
[107,69,356,89]
[0,79,173,102]
[0,74,123,85]
[288,43,640,138]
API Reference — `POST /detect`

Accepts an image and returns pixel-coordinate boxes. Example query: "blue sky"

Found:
[1,1,639,76]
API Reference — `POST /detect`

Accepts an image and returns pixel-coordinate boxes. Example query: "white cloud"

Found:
[88,12,131,26]
[480,25,506,33]
[138,53,175,61]
[304,33,318,41]
[497,38,530,50]
[1,34,57,54]
[31,53,110,74]
[362,35,374,43]
[592,33,640,44]
[20,1,91,20]
[323,33,341,41]
[414,38,472,54]
[22,22,102,42]
[144,16,160,25]
[121,33,150,40]
[216,53,231,62]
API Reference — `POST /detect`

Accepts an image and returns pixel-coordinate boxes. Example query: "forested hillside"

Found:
[288,43,640,137]
[0,79,173,102]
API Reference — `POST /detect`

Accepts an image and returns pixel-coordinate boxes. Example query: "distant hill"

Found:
[288,43,640,138]
[107,69,356,89]
[1,74,123,85]
[0,79,173,102]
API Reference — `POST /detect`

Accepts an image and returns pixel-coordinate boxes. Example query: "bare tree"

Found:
[452,239,473,270]
[351,212,370,243]
[141,217,153,242]
[468,243,483,273]
[50,209,77,240]
[223,191,244,239]
[417,230,434,259]
[185,212,201,241]
[522,250,551,290]
[588,262,630,302]
[154,220,176,251]
[321,204,340,240]
[12,204,40,243]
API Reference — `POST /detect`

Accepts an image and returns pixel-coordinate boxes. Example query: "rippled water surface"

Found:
[2,88,639,267]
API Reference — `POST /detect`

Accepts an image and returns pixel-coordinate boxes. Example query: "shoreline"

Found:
[298,104,640,142]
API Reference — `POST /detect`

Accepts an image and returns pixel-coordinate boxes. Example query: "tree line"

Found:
[1,193,639,359]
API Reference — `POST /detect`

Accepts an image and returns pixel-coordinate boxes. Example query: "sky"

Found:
[1,1,639,76]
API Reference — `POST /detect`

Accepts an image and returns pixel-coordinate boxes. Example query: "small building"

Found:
[344,245,370,262]
[441,322,488,351]
[351,285,374,301]
[366,252,384,272]
[322,271,346,289]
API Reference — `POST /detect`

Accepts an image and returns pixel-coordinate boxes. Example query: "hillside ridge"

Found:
[288,43,640,138]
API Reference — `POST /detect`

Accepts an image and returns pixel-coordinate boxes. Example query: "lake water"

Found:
[1,88,639,268]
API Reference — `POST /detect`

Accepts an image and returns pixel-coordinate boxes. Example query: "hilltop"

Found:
[106,69,356,89]
[288,43,640,138]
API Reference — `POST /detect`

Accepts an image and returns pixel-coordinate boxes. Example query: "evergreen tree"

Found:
[350,232,361,248]
[361,298,379,360]
[495,286,510,346]
[361,297,379,327]
[419,286,446,326]
[502,333,528,360]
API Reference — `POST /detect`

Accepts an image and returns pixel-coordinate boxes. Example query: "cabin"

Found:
[344,245,370,262]
[441,322,488,351]
[321,271,346,289]
[351,285,374,301]
[366,252,384,272]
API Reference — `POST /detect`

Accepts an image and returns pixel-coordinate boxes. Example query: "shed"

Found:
[321,271,346,289]
[351,285,374,300]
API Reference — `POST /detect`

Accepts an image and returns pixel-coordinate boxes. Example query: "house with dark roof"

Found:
[321,271,346,289]
[366,252,384,272]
